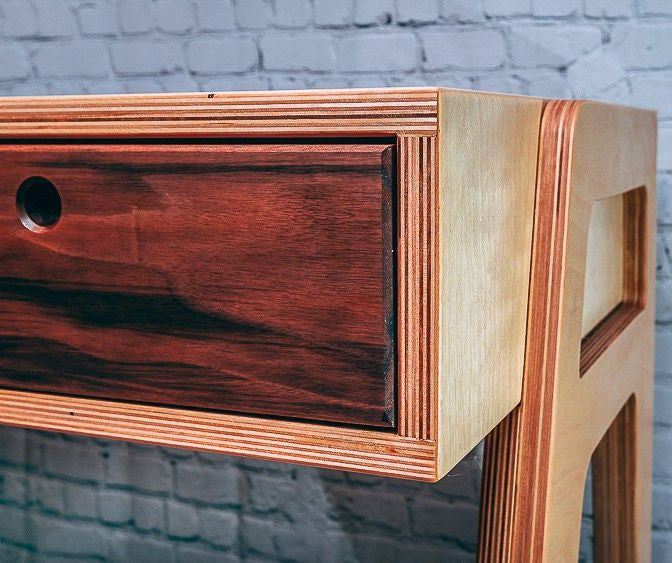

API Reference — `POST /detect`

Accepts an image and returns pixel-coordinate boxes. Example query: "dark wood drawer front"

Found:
[0,142,396,427]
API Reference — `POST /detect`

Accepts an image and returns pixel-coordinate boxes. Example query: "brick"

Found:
[0,427,27,465]
[654,531,672,563]
[423,30,505,70]
[110,533,176,563]
[509,26,601,68]
[613,25,672,69]
[111,41,183,76]
[178,545,240,563]
[631,78,672,119]
[11,82,49,96]
[0,505,28,544]
[658,233,672,277]
[133,495,165,532]
[411,498,479,544]
[315,0,353,27]
[64,484,97,518]
[275,525,322,561]
[0,470,27,505]
[348,534,398,561]
[322,530,357,563]
[263,33,335,71]
[106,444,172,493]
[660,128,672,172]
[195,0,235,31]
[640,0,672,15]
[79,4,117,36]
[200,509,238,547]
[153,0,196,33]
[433,455,480,500]
[397,0,440,24]
[0,545,28,562]
[0,1,37,38]
[654,428,672,479]
[119,0,154,34]
[187,38,257,74]
[34,42,110,79]
[483,0,531,16]
[236,0,272,29]
[274,0,312,27]
[31,514,106,557]
[475,76,524,94]
[124,79,162,93]
[333,487,410,532]
[339,33,417,71]
[0,45,29,81]
[201,75,269,91]
[657,332,672,375]
[532,0,579,16]
[657,279,672,322]
[42,440,104,482]
[249,474,295,512]
[99,490,132,524]
[160,75,199,92]
[653,483,672,529]
[585,0,632,18]
[34,1,77,38]
[241,516,276,556]
[167,500,200,539]
[176,463,241,505]
[440,0,485,22]
[567,49,626,97]
[30,476,65,513]
[354,0,395,26]
[660,176,672,225]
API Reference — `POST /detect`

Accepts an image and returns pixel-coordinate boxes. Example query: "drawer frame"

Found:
[0,88,542,482]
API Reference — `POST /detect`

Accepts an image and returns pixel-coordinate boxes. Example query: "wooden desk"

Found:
[0,89,656,562]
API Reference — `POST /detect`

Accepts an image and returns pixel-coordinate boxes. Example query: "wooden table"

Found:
[0,88,656,562]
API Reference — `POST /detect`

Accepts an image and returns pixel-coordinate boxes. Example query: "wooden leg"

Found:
[477,102,656,562]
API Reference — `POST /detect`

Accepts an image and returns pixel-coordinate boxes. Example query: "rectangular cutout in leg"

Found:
[580,188,646,375]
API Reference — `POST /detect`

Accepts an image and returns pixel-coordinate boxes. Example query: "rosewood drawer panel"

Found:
[0,142,396,427]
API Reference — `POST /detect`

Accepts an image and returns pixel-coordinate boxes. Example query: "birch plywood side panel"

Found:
[436,90,542,478]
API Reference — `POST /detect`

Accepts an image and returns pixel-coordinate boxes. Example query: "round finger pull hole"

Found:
[16,176,62,232]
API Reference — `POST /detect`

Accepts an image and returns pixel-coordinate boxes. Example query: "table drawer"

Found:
[0,142,396,427]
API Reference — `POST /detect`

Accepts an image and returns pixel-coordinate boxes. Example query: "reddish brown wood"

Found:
[0,141,396,427]
[592,395,637,563]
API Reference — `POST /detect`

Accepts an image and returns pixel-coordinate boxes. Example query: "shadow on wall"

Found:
[0,426,483,562]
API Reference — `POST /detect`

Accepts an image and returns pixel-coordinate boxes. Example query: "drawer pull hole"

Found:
[16,177,62,232]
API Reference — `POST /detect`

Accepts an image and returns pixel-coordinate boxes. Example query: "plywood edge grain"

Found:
[0,87,439,138]
[436,89,543,478]
[0,389,439,481]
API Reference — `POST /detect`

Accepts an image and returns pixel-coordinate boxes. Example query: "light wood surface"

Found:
[478,101,656,561]
[436,89,542,476]
[582,193,625,336]
[0,87,541,482]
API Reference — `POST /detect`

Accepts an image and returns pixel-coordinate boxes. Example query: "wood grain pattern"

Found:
[397,135,438,440]
[580,187,647,375]
[437,89,542,477]
[582,194,625,336]
[477,101,656,562]
[0,388,437,480]
[592,395,637,563]
[0,88,438,137]
[0,142,396,427]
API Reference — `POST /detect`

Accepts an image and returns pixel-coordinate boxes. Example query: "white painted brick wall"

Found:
[0,1,669,561]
